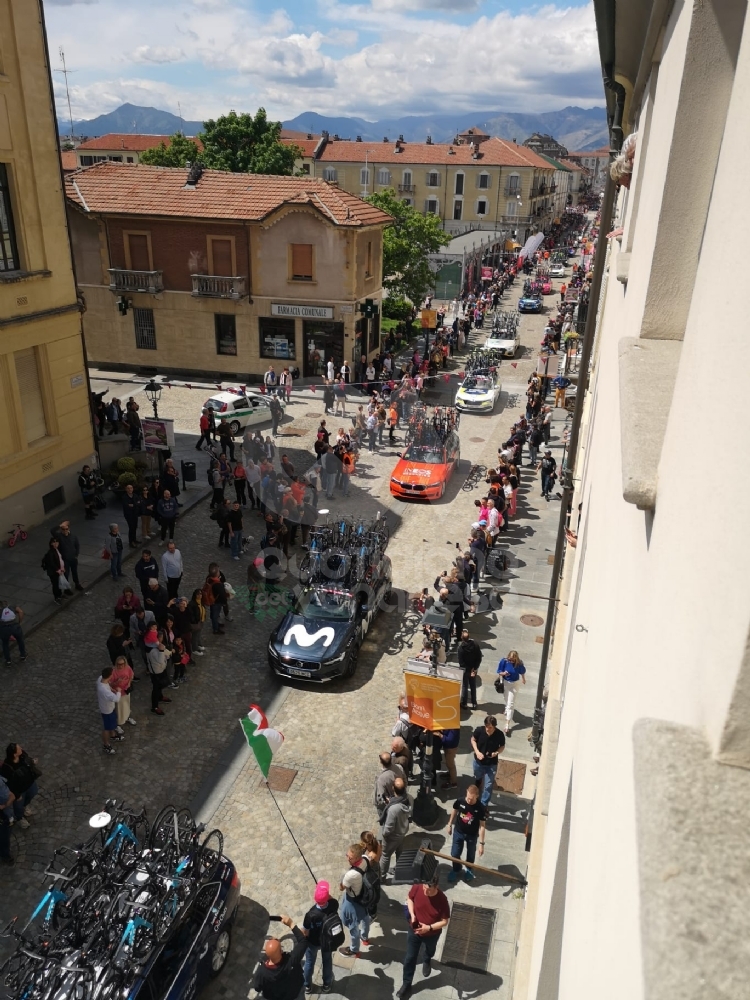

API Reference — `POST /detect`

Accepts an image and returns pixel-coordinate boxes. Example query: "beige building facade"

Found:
[74,133,195,167]
[514,1,750,998]
[65,164,390,379]
[0,0,94,529]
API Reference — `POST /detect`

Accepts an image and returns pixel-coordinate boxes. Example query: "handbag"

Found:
[494,677,505,694]
[101,547,111,560]
[59,574,72,592]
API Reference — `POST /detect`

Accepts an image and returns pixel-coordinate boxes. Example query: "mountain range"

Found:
[59,103,607,153]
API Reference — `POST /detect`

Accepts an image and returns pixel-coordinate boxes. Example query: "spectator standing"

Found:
[263,364,278,395]
[245,460,261,510]
[280,366,294,402]
[161,541,184,599]
[0,777,15,864]
[52,521,84,591]
[172,597,195,663]
[457,629,482,709]
[125,402,142,451]
[541,405,553,444]
[338,844,370,958]
[97,666,123,755]
[157,490,178,544]
[195,409,212,451]
[470,715,505,807]
[538,449,557,500]
[497,650,527,734]
[162,460,181,505]
[107,523,124,579]
[129,607,156,666]
[188,589,206,655]
[139,486,155,540]
[78,465,98,520]
[217,419,236,461]
[269,396,283,437]
[323,380,335,415]
[446,784,486,882]
[0,743,40,829]
[145,577,173,626]
[233,462,247,506]
[114,587,141,632]
[397,875,451,998]
[106,622,134,669]
[110,655,136,729]
[134,549,159,598]
[374,752,406,823]
[203,568,226,635]
[121,485,141,549]
[41,538,67,604]
[210,460,225,509]
[334,378,347,416]
[303,882,340,995]
[342,446,355,497]
[0,606,26,666]
[227,502,244,561]
[379,776,411,878]
[147,637,172,715]
[253,914,307,1000]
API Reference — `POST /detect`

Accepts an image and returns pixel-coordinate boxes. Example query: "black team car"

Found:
[268,514,392,682]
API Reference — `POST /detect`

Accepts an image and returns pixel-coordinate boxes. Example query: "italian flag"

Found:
[240,705,284,779]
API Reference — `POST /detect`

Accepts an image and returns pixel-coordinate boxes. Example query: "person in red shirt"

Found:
[195,409,211,452]
[397,875,451,997]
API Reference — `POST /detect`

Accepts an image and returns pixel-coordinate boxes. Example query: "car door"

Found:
[244,397,266,428]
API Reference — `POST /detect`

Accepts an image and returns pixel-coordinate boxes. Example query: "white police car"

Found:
[200,390,286,436]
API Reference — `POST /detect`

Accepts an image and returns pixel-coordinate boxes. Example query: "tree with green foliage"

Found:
[366,190,450,306]
[139,132,202,168]
[199,109,300,175]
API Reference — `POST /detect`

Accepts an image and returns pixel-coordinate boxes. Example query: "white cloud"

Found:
[44,0,601,121]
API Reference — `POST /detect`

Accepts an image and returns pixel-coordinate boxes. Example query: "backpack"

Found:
[318,909,345,950]
[207,467,214,486]
[201,579,216,606]
[351,858,380,914]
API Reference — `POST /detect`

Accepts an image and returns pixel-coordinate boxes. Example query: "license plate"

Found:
[288,667,309,678]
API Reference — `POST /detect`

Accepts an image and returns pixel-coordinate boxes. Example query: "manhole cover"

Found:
[262,765,298,792]
[441,901,495,973]
[277,428,305,437]
[494,759,527,795]
[469,436,485,443]
[521,613,544,627]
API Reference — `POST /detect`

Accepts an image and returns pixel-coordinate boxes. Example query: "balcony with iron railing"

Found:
[398,183,415,193]
[191,275,247,300]
[108,269,163,293]
[504,183,522,197]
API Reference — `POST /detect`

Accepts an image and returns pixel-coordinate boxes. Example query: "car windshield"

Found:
[296,590,355,620]
[205,397,231,411]
[404,444,445,464]
[463,376,492,391]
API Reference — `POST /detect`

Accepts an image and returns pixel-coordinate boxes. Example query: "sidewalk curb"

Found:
[23,483,212,639]
[190,681,292,825]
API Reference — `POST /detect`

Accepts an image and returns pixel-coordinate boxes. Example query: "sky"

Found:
[44,0,602,124]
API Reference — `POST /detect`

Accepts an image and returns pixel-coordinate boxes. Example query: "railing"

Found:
[398,183,415,193]
[504,183,521,196]
[108,269,163,293]
[549,183,557,192]
[191,274,246,300]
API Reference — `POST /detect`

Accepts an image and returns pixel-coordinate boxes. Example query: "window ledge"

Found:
[288,279,317,286]
[618,337,682,510]
[0,269,52,284]
[616,251,631,284]
[634,720,750,1000]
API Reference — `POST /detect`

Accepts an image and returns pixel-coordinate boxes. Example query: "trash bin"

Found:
[181,460,196,490]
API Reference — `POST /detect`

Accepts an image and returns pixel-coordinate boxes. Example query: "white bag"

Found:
[59,574,72,592]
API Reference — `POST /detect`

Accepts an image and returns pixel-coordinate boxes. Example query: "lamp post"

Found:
[412,605,453,827]
[143,379,162,419]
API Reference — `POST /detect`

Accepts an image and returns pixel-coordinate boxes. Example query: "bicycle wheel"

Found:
[198,830,224,882]
[148,805,177,851]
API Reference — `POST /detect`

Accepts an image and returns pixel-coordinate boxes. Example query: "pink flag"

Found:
[511,362,518,368]
[310,384,317,393]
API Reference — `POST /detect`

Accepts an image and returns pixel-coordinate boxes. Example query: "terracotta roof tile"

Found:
[60,150,77,171]
[315,136,553,169]
[64,161,392,228]
[76,133,203,152]
[280,137,321,157]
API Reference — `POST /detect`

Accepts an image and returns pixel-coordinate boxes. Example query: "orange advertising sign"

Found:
[421,310,437,329]
[404,670,461,732]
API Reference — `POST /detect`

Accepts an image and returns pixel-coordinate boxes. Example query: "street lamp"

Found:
[144,379,162,419]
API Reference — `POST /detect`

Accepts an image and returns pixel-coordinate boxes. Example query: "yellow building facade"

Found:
[0,0,94,529]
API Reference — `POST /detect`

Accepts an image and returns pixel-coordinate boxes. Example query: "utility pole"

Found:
[56,47,75,143]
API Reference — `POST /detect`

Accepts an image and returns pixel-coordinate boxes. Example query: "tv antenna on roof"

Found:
[54,47,76,144]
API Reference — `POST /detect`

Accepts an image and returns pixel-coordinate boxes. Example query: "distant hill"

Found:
[58,103,203,139]
[59,103,608,152]
[282,106,608,152]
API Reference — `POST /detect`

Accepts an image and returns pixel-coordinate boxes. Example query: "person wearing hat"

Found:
[537,449,557,500]
[302,881,339,994]
[0,605,26,667]
[397,873,451,998]
[253,913,308,1000]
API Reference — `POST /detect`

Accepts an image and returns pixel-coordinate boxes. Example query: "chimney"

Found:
[184,161,203,187]
[333,134,340,141]
[356,135,362,142]
[307,133,313,139]
[512,137,516,144]
[426,134,432,145]
[383,136,388,142]
[399,134,404,142]
[321,130,329,139]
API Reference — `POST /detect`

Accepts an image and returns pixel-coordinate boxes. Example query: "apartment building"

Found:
[74,133,203,168]
[0,0,94,529]
[514,1,750,998]
[567,145,609,193]
[65,164,391,379]
[290,134,555,237]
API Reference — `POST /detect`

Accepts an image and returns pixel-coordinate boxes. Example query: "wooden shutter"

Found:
[291,243,313,279]
[127,233,150,271]
[210,238,233,276]
[14,348,48,444]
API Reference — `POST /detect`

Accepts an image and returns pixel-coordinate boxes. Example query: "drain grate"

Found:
[262,765,298,792]
[494,759,527,795]
[441,901,495,973]
[520,613,544,627]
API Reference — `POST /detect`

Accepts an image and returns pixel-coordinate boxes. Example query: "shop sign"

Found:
[272,303,333,319]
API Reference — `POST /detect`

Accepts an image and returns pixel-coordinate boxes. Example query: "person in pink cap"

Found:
[302,880,341,994]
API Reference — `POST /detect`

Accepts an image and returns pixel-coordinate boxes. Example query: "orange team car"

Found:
[390,429,461,500]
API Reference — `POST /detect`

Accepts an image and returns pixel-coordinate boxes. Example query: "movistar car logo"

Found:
[283,624,335,648]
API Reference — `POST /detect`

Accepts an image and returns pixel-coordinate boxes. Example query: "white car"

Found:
[484,331,521,358]
[201,389,286,435]
[455,371,502,413]
[549,263,567,278]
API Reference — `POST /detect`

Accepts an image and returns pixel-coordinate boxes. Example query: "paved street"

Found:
[0,271,572,999]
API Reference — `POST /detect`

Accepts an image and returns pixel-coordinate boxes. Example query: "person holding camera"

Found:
[253,913,308,1000]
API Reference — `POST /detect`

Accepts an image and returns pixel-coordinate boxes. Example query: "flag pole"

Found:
[264,782,318,884]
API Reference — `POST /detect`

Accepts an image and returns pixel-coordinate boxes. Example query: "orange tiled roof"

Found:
[60,150,77,171]
[280,137,321,157]
[76,133,203,152]
[315,136,553,169]
[64,161,392,228]
[568,147,609,158]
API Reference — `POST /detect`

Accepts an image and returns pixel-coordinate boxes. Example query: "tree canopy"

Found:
[199,109,299,174]
[139,132,202,168]
[366,190,450,306]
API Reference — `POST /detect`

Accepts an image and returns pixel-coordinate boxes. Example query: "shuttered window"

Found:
[425,199,438,214]
[0,164,20,272]
[477,173,491,189]
[426,171,440,187]
[291,243,313,281]
[377,169,391,185]
[210,238,234,276]
[14,348,48,444]
[323,167,337,182]
[126,233,151,271]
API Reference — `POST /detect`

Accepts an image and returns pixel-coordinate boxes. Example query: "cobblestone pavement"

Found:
[0,272,571,999]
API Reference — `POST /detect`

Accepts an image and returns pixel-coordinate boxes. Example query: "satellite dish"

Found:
[89,811,111,829]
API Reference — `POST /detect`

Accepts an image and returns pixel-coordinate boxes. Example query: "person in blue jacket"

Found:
[496,650,526,735]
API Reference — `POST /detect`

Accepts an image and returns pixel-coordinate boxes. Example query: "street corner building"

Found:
[63,164,393,381]
[0,0,96,529]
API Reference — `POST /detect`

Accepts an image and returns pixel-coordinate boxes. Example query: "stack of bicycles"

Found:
[491,312,519,336]
[404,403,460,447]
[1,801,224,1000]
[465,349,503,374]
[300,513,389,588]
